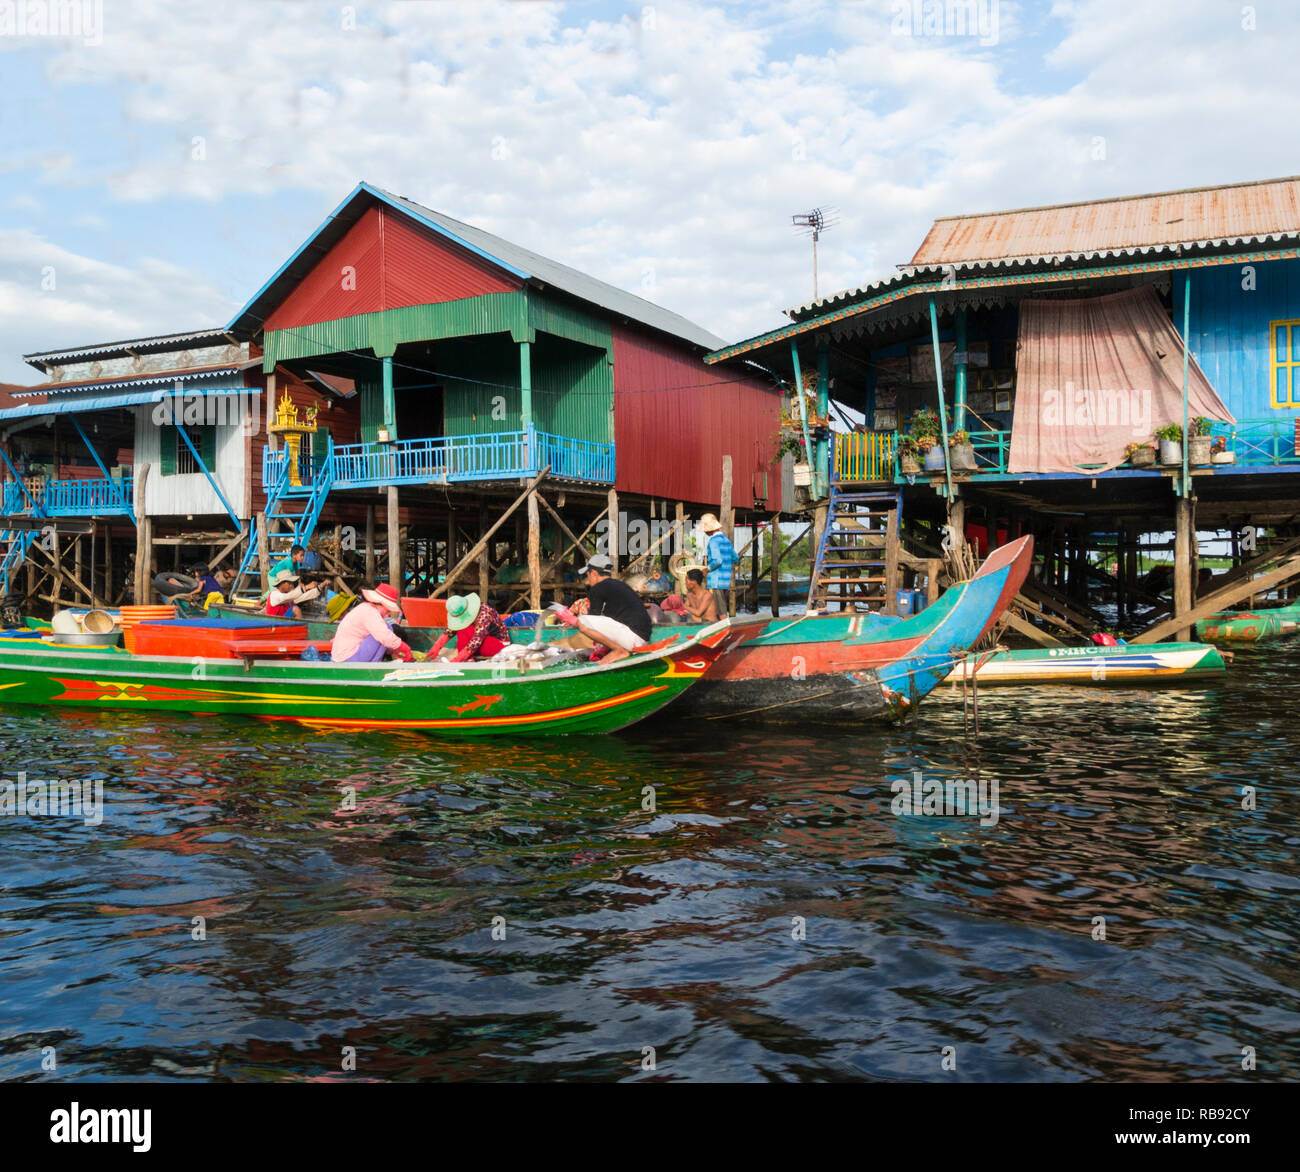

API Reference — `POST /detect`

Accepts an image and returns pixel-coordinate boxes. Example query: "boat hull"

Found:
[0,621,758,737]
[941,642,1227,686]
[660,536,1034,723]
[1196,605,1300,643]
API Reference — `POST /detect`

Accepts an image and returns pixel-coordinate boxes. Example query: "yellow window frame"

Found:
[1270,318,1300,408]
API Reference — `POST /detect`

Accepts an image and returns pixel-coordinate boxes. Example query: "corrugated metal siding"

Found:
[1186,259,1300,420]
[528,292,613,354]
[264,293,530,366]
[611,324,782,511]
[265,206,521,332]
[439,336,523,436]
[532,333,612,443]
[134,401,246,518]
[913,177,1300,265]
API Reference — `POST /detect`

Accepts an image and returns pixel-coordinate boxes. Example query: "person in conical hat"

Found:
[431,592,509,662]
[329,582,413,663]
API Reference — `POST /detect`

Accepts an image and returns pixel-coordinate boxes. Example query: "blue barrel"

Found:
[896,589,915,617]
[912,589,928,614]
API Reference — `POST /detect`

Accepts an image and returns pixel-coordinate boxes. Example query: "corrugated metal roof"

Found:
[713,237,1300,365]
[910,176,1300,266]
[379,186,726,351]
[228,182,725,352]
[0,381,257,421]
[14,365,255,399]
[23,328,238,372]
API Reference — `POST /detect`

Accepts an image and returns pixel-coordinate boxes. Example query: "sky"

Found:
[0,0,1293,385]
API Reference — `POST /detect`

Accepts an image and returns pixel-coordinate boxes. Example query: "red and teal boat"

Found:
[652,536,1033,722]
[1195,603,1300,644]
[0,618,763,737]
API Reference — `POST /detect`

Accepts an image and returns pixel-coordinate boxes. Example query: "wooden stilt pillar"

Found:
[478,503,490,600]
[1174,496,1194,640]
[884,504,900,616]
[446,509,457,581]
[387,484,400,590]
[527,489,542,612]
[135,517,154,605]
[74,536,83,607]
[364,505,376,583]
[103,524,112,606]
[255,512,269,590]
[770,512,781,618]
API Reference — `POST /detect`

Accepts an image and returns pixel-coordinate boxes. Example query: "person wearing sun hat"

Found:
[264,568,313,618]
[329,582,414,663]
[430,592,509,662]
[698,513,737,618]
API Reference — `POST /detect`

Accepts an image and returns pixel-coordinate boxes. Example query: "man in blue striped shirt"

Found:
[699,513,737,617]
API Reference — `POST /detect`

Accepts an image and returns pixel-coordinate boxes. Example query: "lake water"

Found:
[1,640,1297,1082]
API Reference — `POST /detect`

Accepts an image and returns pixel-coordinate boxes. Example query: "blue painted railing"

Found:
[2,477,134,516]
[264,426,614,495]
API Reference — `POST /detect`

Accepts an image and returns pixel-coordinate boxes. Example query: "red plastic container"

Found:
[400,597,447,628]
[131,621,309,658]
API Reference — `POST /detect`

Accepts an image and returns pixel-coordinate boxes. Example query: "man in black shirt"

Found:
[563,553,651,662]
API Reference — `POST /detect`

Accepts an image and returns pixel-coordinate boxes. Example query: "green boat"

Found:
[0,619,760,737]
[1195,603,1300,644]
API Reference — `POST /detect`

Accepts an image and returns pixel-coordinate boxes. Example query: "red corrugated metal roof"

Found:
[911,176,1300,265]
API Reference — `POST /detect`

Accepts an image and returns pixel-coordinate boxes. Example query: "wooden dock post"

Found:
[255,512,269,590]
[1173,496,1194,640]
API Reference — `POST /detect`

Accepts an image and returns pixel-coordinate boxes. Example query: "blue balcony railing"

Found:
[3,476,134,517]
[1208,417,1300,466]
[264,426,615,495]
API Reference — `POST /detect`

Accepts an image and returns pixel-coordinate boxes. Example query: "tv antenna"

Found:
[792,207,839,301]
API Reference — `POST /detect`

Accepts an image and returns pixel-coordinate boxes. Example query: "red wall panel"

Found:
[266,205,521,332]
[612,324,782,512]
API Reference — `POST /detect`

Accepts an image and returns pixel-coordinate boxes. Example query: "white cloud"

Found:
[0,229,236,383]
[2,0,1295,369]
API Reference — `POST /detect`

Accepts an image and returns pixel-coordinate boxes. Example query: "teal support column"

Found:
[1181,273,1191,498]
[815,337,830,495]
[520,340,533,430]
[381,355,397,440]
[789,340,819,498]
[928,298,954,503]
[954,307,968,431]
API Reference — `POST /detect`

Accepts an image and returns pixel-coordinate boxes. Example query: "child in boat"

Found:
[265,570,306,618]
[430,593,509,662]
[683,569,719,622]
[329,583,413,663]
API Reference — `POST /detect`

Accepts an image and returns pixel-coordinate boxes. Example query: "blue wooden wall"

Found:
[1184,259,1300,421]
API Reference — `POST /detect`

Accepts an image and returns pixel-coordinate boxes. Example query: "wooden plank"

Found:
[431,468,550,600]
[607,488,619,574]
[1132,554,1300,644]
[1174,495,1193,640]
[884,505,900,616]
[387,484,401,590]
[1002,607,1064,647]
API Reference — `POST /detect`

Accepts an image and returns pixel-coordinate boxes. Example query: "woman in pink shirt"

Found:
[329,583,413,663]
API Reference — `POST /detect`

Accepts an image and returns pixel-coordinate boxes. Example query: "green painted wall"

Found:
[437,336,523,436]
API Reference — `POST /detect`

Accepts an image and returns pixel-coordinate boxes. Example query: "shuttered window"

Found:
[161,426,218,476]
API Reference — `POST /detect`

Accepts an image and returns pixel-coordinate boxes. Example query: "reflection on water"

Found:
[1,643,1298,1082]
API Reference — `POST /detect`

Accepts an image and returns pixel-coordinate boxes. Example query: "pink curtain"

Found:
[1008,285,1233,474]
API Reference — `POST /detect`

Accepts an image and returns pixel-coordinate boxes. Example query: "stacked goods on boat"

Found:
[130,617,327,659]
[120,605,177,652]
[1195,603,1300,644]
[941,641,1227,687]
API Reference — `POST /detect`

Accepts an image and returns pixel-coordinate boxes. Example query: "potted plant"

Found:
[1125,441,1156,468]
[1188,417,1213,466]
[1155,423,1183,466]
[1210,435,1235,465]
[948,429,976,472]
[908,407,944,471]
[899,434,921,476]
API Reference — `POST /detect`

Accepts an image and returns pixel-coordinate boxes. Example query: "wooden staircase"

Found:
[807,486,902,612]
